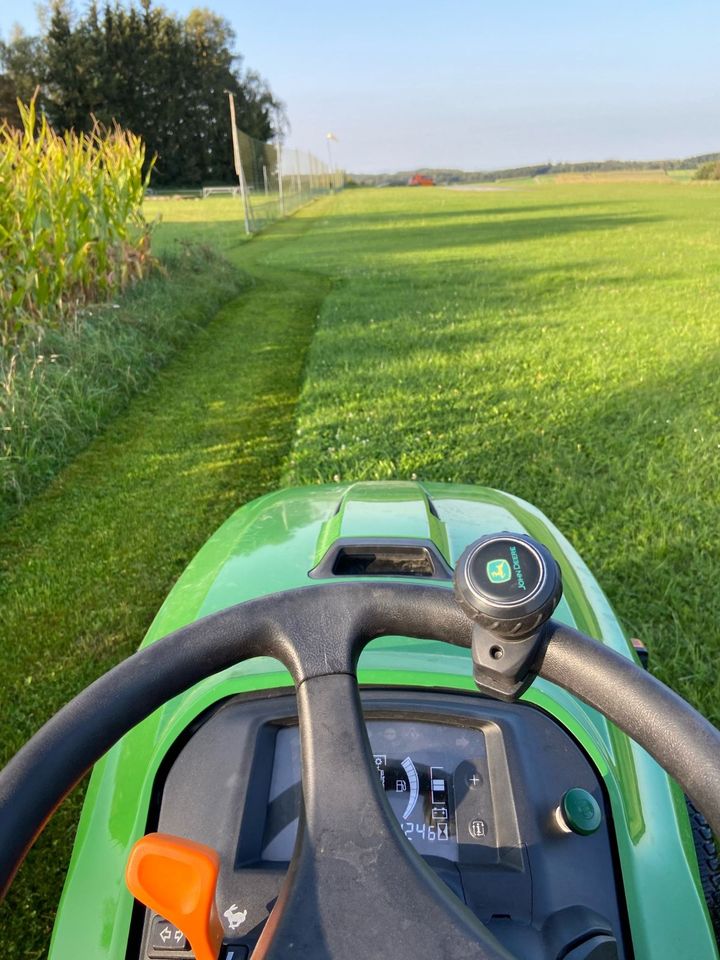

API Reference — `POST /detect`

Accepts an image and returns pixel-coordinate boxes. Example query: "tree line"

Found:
[351,153,720,187]
[0,0,283,186]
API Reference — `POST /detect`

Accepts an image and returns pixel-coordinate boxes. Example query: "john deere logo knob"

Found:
[454,532,562,639]
[486,559,511,584]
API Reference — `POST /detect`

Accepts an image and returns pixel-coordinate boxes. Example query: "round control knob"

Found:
[454,532,562,638]
[556,788,602,836]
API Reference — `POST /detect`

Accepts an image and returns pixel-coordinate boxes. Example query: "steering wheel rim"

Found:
[0,582,512,959]
[1,580,720,958]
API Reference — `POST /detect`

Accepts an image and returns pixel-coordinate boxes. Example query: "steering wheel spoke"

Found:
[255,672,510,960]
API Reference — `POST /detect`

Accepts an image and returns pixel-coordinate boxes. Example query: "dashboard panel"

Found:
[130,690,628,960]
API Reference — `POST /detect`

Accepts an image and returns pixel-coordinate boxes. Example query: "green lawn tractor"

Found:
[1,481,719,959]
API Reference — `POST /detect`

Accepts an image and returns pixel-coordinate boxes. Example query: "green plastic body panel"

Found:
[49,482,717,959]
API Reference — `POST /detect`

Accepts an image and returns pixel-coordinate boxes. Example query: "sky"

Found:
[1,0,719,173]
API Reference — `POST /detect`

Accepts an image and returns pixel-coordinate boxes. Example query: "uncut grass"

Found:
[279,184,720,722]
[0,203,333,956]
[1,243,244,523]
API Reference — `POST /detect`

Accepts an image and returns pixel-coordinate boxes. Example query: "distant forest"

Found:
[350,153,720,186]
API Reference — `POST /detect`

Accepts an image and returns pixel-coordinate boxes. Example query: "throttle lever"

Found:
[126,832,224,960]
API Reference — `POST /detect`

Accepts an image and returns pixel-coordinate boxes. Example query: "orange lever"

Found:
[126,832,224,960]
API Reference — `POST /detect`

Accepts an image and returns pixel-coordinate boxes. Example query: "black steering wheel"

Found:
[1,571,719,959]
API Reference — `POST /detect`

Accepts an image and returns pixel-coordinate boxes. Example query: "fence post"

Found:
[240,163,255,231]
[294,152,302,201]
[227,91,251,235]
[277,139,285,215]
[326,134,335,194]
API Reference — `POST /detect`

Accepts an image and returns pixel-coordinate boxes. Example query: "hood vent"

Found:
[309,538,453,580]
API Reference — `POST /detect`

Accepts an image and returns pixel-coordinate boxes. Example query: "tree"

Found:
[43,1,94,131]
[0,27,43,126]
[0,74,22,127]
[694,161,720,181]
[1,0,283,184]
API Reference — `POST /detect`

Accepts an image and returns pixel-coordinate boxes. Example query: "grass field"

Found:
[553,169,681,182]
[492,169,699,186]
[1,179,720,953]
[281,182,720,718]
[666,169,698,181]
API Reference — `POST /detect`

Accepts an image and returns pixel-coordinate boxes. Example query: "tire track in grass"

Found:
[0,210,333,956]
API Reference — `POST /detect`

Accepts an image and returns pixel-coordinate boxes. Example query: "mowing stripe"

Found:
[0,205,333,955]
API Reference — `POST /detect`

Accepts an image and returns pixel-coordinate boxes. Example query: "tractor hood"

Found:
[50,482,715,960]
[144,480,625,655]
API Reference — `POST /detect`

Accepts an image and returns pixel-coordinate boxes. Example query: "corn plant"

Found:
[0,96,155,344]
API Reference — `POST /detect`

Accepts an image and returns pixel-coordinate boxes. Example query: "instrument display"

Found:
[261,720,492,863]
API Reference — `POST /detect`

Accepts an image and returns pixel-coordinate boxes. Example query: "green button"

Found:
[561,788,602,835]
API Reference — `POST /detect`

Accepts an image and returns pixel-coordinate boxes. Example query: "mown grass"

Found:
[0,200,334,956]
[275,182,720,721]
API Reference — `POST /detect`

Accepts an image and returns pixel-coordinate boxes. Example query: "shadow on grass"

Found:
[278,196,717,723]
[301,212,663,261]
[317,197,629,227]
[294,303,720,719]
[280,254,681,389]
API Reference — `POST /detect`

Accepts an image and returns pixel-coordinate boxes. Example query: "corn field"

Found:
[0,98,154,344]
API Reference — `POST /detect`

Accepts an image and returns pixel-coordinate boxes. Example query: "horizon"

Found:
[2,0,719,174]
[347,147,720,177]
